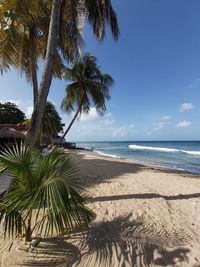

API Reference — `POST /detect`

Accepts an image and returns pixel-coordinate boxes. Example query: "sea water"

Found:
[76,141,200,174]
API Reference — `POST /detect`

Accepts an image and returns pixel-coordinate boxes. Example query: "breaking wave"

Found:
[128,145,200,156]
[93,150,120,159]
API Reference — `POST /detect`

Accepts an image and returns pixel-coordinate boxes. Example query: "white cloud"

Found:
[75,109,116,125]
[101,113,116,125]
[3,99,21,107]
[161,115,172,121]
[179,103,194,112]
[129,124,135,128]
[112,127,127,137]
[26,106,33,117]
[78,108,99,122]
[153,121,165,131]
[177,121,191,128]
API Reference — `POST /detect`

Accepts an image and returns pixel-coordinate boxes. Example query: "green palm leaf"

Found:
[0,143,93,241]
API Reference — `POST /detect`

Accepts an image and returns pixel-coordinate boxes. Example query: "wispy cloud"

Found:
[26,106,33,118]
[78,108,99,122]
[153,121,165,131]
[129,124,135,128]
[177,121,191,128]
[112,127,127,137]
[101,113,116,125]
[160,115,172,121]
[179,103,194,112]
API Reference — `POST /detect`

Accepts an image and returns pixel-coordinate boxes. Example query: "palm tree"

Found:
[0,1,64,105]
[25,0,119,146]
[0,143,93,242]
[0,0,84,105]
[42,101,64,145]
[59,54,114,145]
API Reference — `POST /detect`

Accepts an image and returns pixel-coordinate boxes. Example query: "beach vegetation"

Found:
[42,101,65,145]
[0,102,25,124]
[0,143,93,242]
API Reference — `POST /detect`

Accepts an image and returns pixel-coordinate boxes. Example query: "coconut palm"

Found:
[0,1,46,104]
[25,0,119,146]
[42,101,64,145]
[0,0,86,105]
[59,54,114,145]
[0,143,93,242]
[0,0,73,105]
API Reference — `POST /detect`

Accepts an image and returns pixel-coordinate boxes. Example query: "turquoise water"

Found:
[76,141,200,174]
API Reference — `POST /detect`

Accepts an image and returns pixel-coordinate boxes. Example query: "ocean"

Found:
[76,141,200,174]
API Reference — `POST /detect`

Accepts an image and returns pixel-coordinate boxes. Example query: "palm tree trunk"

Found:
[29,26,39,106]
[59,106,82,146]
[26,0,62,146]
[25,213,32,242]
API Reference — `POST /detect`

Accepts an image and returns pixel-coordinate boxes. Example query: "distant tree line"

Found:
[0,101,64,143]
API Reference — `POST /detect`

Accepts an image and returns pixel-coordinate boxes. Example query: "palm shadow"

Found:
[89,192,200,203]
[21,237,81,267]
[77,156,143,188]
[72,215,191,267]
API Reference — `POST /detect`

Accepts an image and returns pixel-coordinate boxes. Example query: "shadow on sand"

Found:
[72,214,192,267]
[89,192,200,203]
[20,214,192,267]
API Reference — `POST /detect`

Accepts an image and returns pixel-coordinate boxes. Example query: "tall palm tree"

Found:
[60,54,114,145]
[0,1,46,104]
[0,143,93,242]
[0,1,69,105]
[25,0,119,146]
[0,0,85,105]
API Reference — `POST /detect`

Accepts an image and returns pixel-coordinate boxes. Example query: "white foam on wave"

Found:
[128,145,200,156]
[94,150,120,159]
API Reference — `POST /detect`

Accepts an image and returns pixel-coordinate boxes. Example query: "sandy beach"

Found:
[1,150,200,267]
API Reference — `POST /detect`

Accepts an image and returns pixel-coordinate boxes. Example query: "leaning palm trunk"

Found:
[26,0,62,146]
[59,105,82,146]
[29,26,39,106]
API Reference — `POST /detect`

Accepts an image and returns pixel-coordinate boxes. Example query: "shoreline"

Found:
[74,148,200,177]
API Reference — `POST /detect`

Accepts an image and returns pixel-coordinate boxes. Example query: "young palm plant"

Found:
[0,143,93,242]
[60,54,114,145]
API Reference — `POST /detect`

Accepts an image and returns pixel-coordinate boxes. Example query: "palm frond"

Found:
[0,143,93,240]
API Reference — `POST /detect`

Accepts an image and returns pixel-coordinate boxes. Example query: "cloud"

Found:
[177,121,191,128]
[75,109,116,125]
[101,113,116,125]
[129,124,135,128]
[78,108,99,122]
[3,99,21,107]
[112,127,127,137]
[179,103,194,112]
[161,115,172,121]
[26,106,33,117]
[153,121,165,131]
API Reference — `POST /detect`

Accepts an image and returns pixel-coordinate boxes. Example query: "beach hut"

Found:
[0,127,25,145]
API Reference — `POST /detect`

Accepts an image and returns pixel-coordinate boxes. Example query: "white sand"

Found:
[1,150,200,267]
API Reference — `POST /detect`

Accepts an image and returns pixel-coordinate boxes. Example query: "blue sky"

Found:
[1,0,200,141]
